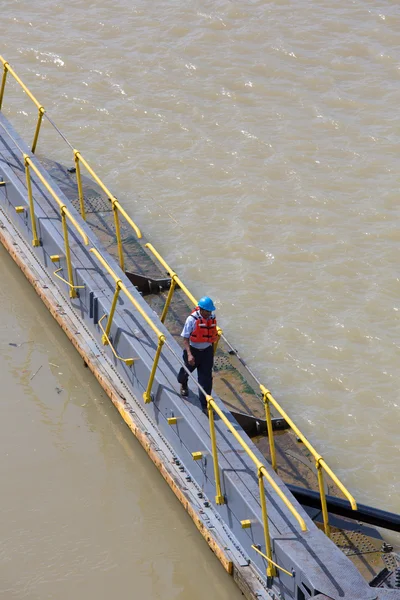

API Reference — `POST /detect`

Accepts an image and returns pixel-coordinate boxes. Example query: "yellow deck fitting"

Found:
[167,417,177,425]
[50,255,61,262]
[15,206,25,213]
[0,181,5,186]
[241,520,251,529]
[192,452,203,461]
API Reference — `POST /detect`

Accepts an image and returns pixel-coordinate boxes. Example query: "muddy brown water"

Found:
[1,0,400,596]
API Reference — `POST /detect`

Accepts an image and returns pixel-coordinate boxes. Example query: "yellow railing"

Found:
[205,394,307,577]
[89,248,165,403]
[24,155,89,298]
[143,241,357,539]
[73,151,142,271]
[0,57,142,272]
[260,384,357,537]
[145,242,223,351]
[0,56,358,568]
[87,248,307,578]
[0,56,45,154]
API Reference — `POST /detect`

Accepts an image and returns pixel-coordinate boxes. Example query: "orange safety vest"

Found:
[189,308,218,344]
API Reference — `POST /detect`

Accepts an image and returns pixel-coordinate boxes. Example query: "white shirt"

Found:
[181,310,214,350]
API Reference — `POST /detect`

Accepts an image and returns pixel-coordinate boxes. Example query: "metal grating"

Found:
[331,530,397,573]
[70,191,112,214]
[331,530,379,557]
[382,550,397,572]
[214,355,232,371]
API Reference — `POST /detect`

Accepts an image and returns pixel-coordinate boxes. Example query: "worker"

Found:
[177,296,218,412]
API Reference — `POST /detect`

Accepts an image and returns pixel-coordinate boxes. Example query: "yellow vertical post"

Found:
[74,150,86,221]
[160,277,176,323]
[213,327,222,354]
[102,282,121,345]
[258,468,276,578]
[112,201,124,271]
[31,106,45,154]
[61,207,77,298]
[23,156,40,247]
[143,335,165,403]
[207,397,225,505]
[0,61,8,110]
[316,460,331,538]
[262,391,277,472]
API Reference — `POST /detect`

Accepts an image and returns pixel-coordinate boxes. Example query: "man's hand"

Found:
[183,337,195,366]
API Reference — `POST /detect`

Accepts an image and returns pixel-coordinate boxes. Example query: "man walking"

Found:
[177,296,218,411]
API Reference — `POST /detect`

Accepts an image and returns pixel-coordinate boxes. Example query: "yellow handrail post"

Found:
[260,383,357,530]
[112,200,124,271]
[143,335,165,404]
[319,458,357,511]
[23,155,40,247]
[102,281,121,345]
[74,150,86,221]
[209,398,307,532]
[60,207,77,298]
[207,395,225,505]
[24,157,89,247]
[262,390,277,472]
[213,326,223,354]
[0,60,8,110]
[89,249,163,339]
[31,106,45,154]
[72,151,141,256]
[114,200,142,239]
[316,460,331,538]
[258,468,276,578]
[160,276,177,323]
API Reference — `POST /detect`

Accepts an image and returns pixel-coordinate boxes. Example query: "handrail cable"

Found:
[43,112,75,150]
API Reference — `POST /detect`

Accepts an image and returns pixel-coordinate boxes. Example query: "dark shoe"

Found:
[180,385,189,397]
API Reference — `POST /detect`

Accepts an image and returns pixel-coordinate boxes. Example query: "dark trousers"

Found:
[177,345,214,410]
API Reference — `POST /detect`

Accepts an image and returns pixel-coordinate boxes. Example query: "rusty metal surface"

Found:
[330,529,398,583]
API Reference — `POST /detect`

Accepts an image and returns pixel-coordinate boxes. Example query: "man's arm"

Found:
[183,336,195,366]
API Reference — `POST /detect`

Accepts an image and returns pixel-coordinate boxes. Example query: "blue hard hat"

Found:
[198,296,216,312]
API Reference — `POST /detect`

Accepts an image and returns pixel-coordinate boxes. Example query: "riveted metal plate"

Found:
[71,190,112,214]
[331,530,378,556]
[331,529,398,584]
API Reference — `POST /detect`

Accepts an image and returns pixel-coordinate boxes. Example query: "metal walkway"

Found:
[0,56,399,600]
